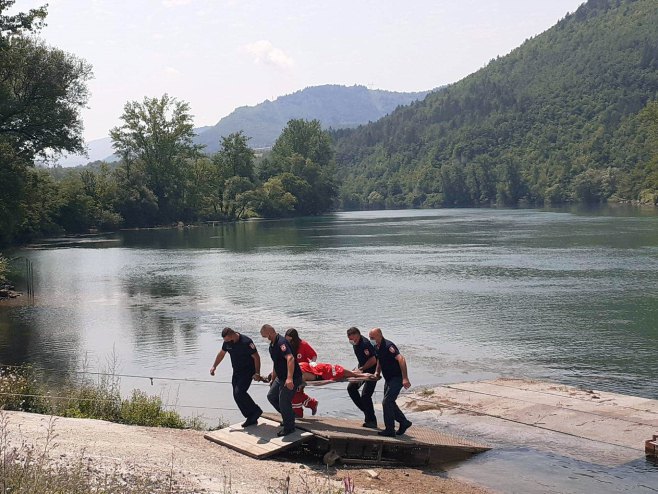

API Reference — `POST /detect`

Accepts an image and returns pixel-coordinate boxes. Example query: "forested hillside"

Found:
[196,85,430,152]
[333,0,658,210]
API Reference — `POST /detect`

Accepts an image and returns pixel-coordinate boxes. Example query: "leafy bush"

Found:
[0,366,51,414]
[120,390,186,428]
[0,365,200,429]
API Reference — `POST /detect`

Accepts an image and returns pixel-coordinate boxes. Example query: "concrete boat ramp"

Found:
[205,412,489,466]
[401,378,658,466]
[205,378,657,467]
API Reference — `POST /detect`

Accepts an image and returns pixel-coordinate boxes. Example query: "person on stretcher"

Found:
[299,361,375,383]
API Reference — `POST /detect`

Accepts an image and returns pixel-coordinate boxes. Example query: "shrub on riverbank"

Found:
[0,255,7,283]
[0,365,198,429]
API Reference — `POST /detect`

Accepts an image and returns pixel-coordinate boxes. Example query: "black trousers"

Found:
[232,372,261,419]
[347,379,377,423]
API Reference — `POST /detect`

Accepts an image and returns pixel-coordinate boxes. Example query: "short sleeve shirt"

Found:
[269,334,302,381]
[353,336,377,373]
[375,338,402,380]
[296,340,317,363]
[222,334,257,375]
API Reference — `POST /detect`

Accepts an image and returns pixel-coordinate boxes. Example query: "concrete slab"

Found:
[204,417,313,459]
[401,378,658,467]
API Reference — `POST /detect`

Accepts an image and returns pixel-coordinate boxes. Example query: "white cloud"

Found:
[244,40,294,69]
[164,66,181,77]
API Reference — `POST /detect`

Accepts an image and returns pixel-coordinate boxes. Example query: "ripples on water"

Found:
[1,207,657,492]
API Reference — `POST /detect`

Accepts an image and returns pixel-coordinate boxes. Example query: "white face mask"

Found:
[369,339,377,347]
[349,339,357,346]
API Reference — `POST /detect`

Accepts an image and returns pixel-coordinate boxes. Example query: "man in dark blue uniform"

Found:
[260,323,303,436]
[346,326,378,428]
[369,327,412,437]
[210,327,262,427]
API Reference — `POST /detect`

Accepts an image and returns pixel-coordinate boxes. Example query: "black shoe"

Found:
[277,427,295,437]
[396,420,412,436]
[362,421,378,429]
[378,429,396,437]
[241,410,262,428]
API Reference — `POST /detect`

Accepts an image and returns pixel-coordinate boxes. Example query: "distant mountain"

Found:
[57,126,213,167]
[333,0,658,208]
[57,136,115,167]
[195,85,432,153]
[57,86,430,167]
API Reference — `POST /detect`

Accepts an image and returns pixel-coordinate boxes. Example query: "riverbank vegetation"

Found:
[0,365,204,429]
[3,0,658,249]
[332,0,658,210]
[0,2,338,247]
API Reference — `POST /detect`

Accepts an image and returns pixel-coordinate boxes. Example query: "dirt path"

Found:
[1,410,491,494]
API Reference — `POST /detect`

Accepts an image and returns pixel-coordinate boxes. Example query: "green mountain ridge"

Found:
[333,0,658,209]
[196,84,432,152]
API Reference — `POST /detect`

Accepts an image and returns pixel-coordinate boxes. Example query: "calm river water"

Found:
[1,207,657,492]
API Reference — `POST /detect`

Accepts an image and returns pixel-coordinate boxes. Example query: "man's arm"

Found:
[210,350,226,376]
[360,356,377,372]
[396,354,411,389]
[374,360,382,379]
[285,354,295,389]
[251,352,261,380]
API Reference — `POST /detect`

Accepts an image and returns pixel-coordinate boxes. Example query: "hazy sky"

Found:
[18,0,585,141]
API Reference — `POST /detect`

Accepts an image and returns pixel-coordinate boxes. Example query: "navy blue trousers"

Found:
[232,372,261,419]
[382,376,407,431]
[347,379,377,423]
[267,375,303,431]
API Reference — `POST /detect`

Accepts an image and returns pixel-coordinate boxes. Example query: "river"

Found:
[1,207,657,492]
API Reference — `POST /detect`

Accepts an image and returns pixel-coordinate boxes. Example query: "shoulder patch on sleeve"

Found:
[364,349,370,356]
[249,343,256,350]
[389,346,397,354]
[280,344,287,352]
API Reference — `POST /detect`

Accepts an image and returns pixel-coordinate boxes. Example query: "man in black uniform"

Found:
[346,326,378,428]
[368,327,412,437]
[210,327,262,427]
[260,323,303,436]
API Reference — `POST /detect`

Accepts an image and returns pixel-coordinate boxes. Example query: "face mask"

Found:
[350,340,357,346]
[369,339,377,347]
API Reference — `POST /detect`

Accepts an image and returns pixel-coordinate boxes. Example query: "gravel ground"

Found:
[1,410,492,494]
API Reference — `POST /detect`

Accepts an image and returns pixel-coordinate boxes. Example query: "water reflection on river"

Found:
[1,207,657,492]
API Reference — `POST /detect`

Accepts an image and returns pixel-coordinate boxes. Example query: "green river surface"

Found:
[1,207,657,492]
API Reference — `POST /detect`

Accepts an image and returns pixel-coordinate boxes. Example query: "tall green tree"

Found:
[0,38,91,161]
[207,131,256,220]
[110,94,200,224]
[0,1,47,45]
[0,2,92,245]
[261,119,337,215]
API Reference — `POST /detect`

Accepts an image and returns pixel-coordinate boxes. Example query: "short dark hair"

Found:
[346,327,360,337]
[221,327,236,338]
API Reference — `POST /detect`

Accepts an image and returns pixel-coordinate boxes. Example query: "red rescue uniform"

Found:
[299,362,345,381]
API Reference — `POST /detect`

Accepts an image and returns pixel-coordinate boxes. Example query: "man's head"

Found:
[260,323,276,342]
[221,327,239,343]
[368,327,383,346]
[347,326,361,346]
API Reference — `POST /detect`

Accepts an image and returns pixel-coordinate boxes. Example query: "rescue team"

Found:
[210,324,412,437]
